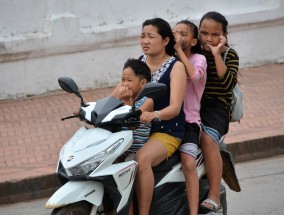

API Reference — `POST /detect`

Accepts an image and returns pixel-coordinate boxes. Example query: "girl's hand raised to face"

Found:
[206,35,227,57]
[172,31,182,50]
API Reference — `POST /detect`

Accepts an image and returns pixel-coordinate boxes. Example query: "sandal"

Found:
[199,198,220,213]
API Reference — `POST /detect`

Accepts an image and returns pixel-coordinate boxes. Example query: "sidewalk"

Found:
[1,63,284,205]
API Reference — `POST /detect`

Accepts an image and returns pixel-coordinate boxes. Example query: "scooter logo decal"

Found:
[119,168,130,178]
[67,155,74,162]
[85,189,96,198]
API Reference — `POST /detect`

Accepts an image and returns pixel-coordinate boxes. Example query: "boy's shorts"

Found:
[149,132,182,158]
[179,122,201,158]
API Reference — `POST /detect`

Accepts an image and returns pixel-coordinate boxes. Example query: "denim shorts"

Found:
[201,124,221,145]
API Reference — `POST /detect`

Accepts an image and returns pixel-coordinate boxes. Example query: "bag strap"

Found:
[223,47,230,63]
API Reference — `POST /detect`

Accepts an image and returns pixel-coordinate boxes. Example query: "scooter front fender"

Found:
[45,180,104,209]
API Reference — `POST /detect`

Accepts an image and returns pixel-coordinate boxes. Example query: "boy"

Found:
[115,58,153,160]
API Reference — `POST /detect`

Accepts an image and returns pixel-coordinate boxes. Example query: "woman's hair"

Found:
[199,11,228,35]
[175,20,202,54]
[142,18,176,56]
[123,58,151,82]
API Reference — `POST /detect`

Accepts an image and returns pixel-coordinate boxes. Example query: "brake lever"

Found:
[61,115,79,121]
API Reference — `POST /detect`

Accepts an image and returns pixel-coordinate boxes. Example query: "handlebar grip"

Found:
[151,118,161,125]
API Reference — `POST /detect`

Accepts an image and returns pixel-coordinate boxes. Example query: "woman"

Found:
[112,18,186,215]
[111,18,186,215]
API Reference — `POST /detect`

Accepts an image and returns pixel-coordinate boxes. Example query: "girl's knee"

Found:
[181,157,196,173]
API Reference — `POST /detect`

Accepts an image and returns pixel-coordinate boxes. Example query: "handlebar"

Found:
[123,116,160,128]
[61,115,79,121]
[151,118,161,125]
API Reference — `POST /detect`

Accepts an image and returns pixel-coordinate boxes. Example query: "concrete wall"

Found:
[0,0,284,100]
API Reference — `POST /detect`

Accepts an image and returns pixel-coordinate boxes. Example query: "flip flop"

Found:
[199,198,220,214]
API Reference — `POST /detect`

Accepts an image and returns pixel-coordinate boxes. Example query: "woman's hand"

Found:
[140,111,160,123]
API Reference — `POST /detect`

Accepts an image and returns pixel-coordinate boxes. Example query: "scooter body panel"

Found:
[89,160,138,212]
[45,180,104,209]
[60,128,132,173]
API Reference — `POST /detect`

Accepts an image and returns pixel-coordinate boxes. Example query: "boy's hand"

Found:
[118,85,133,101]
[73,107,80,116]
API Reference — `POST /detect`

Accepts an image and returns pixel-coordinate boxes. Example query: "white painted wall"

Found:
[0,0,284,99]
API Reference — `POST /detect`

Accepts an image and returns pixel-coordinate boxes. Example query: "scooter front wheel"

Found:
[51,201,92,215]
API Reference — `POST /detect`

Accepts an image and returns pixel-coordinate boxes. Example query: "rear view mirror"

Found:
[134,83,167,102]
[58,77,85,105]
[58,77,79,94]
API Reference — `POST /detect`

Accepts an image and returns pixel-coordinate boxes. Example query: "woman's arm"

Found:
[159,61,186,120]
[140,61,186,122]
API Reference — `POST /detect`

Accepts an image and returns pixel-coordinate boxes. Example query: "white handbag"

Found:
[223,48,243,122]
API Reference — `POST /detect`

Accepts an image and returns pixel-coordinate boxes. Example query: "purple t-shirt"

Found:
[183,53,207,124]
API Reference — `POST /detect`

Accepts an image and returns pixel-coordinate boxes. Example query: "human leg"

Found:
[134,132,181,214]
[200,131,222,210]
[181,151,199,215]
[179,123,201,215]
[134,139,168,215]
[128,200,134,215]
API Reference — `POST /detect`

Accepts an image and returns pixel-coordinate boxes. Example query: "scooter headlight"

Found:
[68,138,124,176]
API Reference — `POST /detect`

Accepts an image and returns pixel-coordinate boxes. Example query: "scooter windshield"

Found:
[93,96,124,124]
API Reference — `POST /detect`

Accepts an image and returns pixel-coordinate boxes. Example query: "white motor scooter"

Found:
[45,77,234,215]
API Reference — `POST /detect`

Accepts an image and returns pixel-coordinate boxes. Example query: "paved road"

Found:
[225,154,284,215]
[1,155,283,215]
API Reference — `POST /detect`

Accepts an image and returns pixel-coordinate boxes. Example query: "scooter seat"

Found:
[152,151,180,172]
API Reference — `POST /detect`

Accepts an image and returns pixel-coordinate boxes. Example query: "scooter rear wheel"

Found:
[51,201,92,215]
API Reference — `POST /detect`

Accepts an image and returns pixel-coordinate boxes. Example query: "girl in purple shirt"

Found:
[173,20,207,215]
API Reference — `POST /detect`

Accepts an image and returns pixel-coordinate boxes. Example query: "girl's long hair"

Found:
[175,20,202,54]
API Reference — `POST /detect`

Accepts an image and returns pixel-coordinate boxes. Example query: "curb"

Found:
[0,174,60,205]
[1,135,284,205]
[226,134,284,163]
